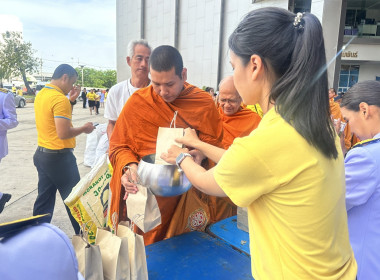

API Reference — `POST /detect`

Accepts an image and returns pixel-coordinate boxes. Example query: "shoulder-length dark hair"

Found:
[229,7,337,159]
[341,80,380,111]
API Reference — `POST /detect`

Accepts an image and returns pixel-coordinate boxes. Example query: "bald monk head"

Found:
[218,76,242,116]
[149,45,188,103]
[329,88,336,99]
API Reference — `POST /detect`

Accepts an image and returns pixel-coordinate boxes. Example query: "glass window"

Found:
[288,0,311,13]
[339,65,360,92]
[344,0,380,38]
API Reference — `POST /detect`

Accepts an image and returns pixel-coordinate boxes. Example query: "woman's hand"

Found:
[121,163,138,199]
[176,128,201,148]
[189,149,205,165]
[161,146,189,165]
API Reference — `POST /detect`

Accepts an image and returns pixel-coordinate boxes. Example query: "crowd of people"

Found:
[79,87,108,115]
[1,6,379,280]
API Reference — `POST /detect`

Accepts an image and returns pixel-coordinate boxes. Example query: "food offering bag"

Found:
[96,226,130,280]
[125,167,161,233]
[72,222,104,280]
[65,154,112,243]
[155,111,184,165]
[117,222,148,280]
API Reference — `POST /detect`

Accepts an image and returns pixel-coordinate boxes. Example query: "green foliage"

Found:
[76,67,116,89]
[0,31,39,93]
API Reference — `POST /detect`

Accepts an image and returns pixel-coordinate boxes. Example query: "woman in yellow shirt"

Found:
[86,89,96,115]
[157,7,357,280]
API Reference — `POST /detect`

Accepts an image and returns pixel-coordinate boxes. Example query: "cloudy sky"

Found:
[0,0,116,73]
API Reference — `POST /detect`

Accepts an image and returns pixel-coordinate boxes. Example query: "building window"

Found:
[344,0,380,38]
[288,0,311,13]
[339,65,359,93]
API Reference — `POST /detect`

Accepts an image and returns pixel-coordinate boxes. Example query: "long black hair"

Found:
[229,7,337,159]
[341,81,380,111]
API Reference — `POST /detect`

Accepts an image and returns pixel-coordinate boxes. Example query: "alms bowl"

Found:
[137,154,192,197]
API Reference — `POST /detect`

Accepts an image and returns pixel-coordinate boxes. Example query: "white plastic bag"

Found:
[84,123,108,167]
[93,133,110,168]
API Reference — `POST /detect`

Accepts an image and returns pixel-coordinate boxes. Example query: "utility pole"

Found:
[79,65,85,86]
[40,57,43,81]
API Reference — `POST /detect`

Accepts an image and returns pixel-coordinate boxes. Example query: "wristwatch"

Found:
[176,152,192,172]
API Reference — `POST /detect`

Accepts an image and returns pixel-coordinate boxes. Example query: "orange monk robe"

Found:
[109,82,224,245]
[330,99,352,151]
[218,106,261,148]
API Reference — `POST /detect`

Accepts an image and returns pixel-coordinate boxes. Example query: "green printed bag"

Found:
[65,154,112,243]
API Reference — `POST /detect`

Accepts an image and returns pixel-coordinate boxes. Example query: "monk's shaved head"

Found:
[149,45,183,79]
[218,76,242,116]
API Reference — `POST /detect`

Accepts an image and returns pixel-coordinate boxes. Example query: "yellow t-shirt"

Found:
[86,92,96,101]
[34,84,75,149]
[246,103,263,118]
[214,108,357,280]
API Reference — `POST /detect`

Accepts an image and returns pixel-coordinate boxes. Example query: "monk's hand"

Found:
[161,145,189,165]
[332,117,341,135]
[121,163,139,199]
[176,128,201,148]
[189,149,205,165]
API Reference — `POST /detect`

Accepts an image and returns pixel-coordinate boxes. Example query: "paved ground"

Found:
[0,101,107,238]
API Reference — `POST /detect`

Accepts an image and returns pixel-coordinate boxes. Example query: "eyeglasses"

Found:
[219,98,239,104]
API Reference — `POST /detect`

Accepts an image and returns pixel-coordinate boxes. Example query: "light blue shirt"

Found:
[345,132,380,280]
[0,90,18,161]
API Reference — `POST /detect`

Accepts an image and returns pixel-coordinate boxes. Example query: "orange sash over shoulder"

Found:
[218,107,261,148]
[109,82,224,245]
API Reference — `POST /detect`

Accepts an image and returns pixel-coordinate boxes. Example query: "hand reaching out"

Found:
[176,128,201,148]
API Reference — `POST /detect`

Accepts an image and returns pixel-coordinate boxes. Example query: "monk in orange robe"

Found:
[109,46,234,245]
[329,89,352,151]
[218,76,261,148]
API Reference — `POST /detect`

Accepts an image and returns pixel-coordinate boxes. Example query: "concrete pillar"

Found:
[116,0,142,82]
[312,0,346,89]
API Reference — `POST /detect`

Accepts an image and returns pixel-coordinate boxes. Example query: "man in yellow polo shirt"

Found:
[33,64,95,233]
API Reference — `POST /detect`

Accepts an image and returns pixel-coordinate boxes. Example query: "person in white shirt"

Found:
[104,39,151,139]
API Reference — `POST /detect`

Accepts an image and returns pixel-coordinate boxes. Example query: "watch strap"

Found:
[176,152,192,171]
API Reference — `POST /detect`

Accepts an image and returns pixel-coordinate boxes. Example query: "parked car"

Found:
[7,90,26,108]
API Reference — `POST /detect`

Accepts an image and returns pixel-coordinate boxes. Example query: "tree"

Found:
[76,67,116,89]
[0,31,39,94]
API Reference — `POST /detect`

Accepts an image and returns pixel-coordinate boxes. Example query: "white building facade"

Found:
[116,0,380,92]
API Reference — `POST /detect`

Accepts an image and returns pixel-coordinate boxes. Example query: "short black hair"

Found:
[52,64,78,80]
[149,45,183,78]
